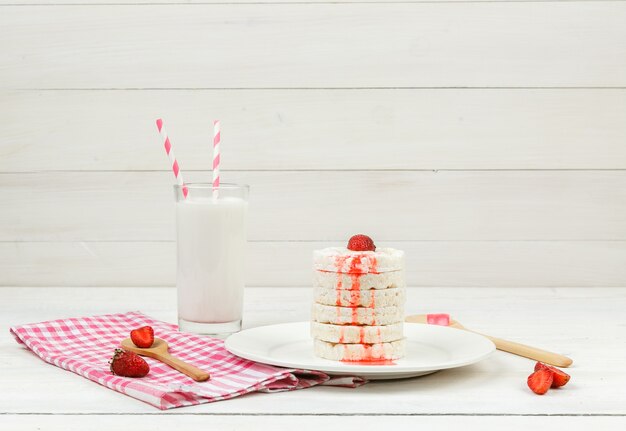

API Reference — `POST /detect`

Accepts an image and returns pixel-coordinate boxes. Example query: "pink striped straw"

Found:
[212,120,221,199]
[156,118,188,198]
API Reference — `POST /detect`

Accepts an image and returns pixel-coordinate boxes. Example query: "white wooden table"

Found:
[2,287,625,430]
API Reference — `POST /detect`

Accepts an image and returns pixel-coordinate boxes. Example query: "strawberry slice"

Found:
[534,362,571,388]
[527,369,553,395]
[130,325,154,348]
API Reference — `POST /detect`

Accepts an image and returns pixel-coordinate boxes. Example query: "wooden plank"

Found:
[2,0,611,4]
[2,287,626,415]
[1,171,625,241]
[1,415,624,431]
[2,4,626,88]
[3,89,626,171]
[1,240,625,287]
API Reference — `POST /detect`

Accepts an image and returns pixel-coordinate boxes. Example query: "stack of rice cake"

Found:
[311,246,406,361]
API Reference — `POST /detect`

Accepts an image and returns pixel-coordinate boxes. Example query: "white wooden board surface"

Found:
[2,240,625,287]
[2,416,625,431]
[5,0,612,3]
[2,3,626,88]
[2,171,625,241]
[1,287,625,429]
[2,1,625,288]
[3,89,626,171]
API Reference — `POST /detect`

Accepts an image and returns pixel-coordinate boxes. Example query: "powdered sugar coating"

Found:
[312,303,404,326]
[313,338,406,361]
[314,286,405,307]
[313,247,404,274]
[314,270,405,291]
[311,321,404,344]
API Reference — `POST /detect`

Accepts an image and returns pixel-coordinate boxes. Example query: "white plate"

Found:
[225,321,495,380]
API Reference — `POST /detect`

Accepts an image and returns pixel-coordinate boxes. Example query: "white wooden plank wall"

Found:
[1,1,625,287]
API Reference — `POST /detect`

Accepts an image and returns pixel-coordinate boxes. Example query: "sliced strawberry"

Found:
[130,326,154,348]
[534,362,571,388]
[527,370,553,395]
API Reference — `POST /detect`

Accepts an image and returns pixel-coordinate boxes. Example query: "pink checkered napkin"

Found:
[10,311,366,409]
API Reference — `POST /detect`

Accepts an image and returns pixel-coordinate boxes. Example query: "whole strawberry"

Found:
[347,234,376,251]
[130,325,154,348]
[110,349,149,377]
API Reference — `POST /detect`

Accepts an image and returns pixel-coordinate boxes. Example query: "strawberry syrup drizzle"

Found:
[350,290,360,307]
[351,307,359,325]
[341,344,396,365]
[335,252,393,364]
[348,256,363,325]
[334,253,379,316]
[342,359,396,366]
[335,273,343,306]
[334,255,348,306]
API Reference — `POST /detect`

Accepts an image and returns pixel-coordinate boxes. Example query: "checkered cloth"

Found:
[10,312,366,409]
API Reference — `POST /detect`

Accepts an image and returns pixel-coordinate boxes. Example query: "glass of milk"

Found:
[174,183,249,337]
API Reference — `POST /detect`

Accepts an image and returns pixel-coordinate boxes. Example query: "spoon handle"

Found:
[156,353,211,382]
[471,331,573,368]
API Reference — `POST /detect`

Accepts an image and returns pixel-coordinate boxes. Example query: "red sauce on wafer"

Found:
[333,253,378,310]
[341,359,396,366]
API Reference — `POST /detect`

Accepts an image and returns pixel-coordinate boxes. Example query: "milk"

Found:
[176,196,248,333]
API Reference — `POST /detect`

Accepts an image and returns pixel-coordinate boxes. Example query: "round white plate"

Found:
[225,321,495,380]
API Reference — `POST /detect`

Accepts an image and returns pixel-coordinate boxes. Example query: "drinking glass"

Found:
[174,183,249,337]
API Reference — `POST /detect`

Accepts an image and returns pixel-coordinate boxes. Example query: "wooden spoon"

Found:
[405,314,573,368]
[120,337,210,382]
